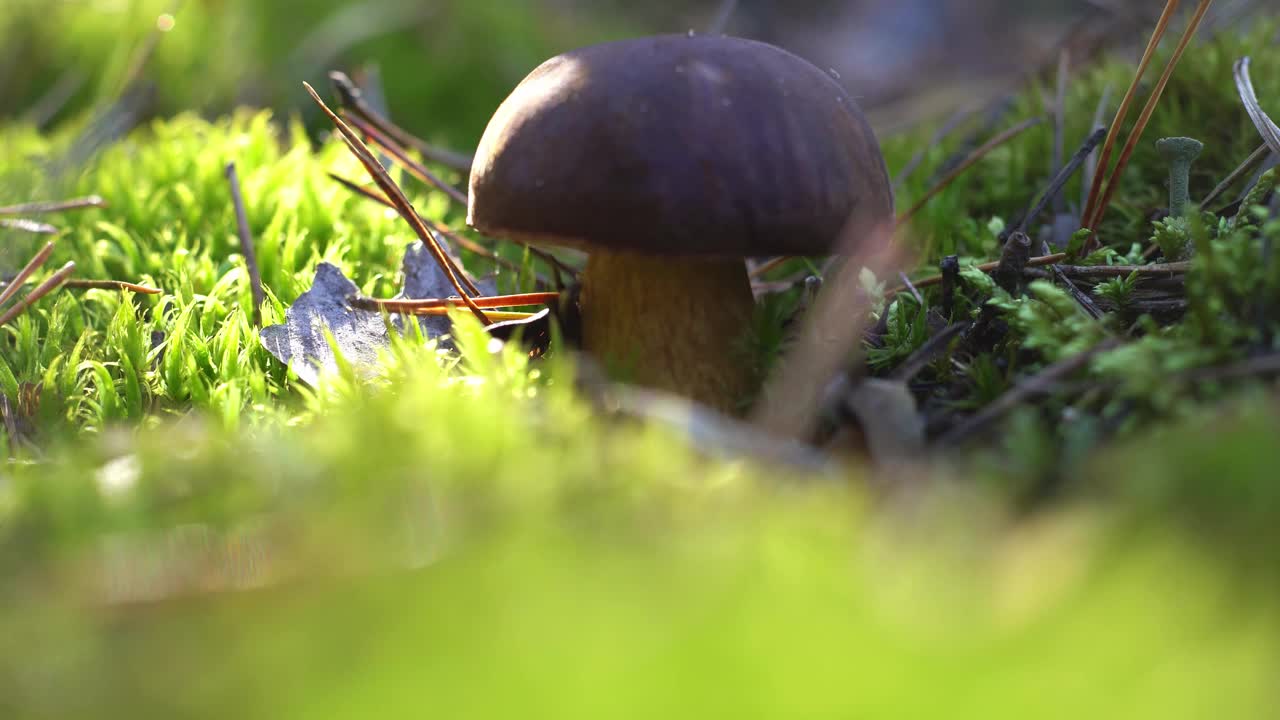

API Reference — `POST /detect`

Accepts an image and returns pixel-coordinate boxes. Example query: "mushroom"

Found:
[467,34,894,413]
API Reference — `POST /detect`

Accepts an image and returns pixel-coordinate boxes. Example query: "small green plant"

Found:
[955,352,1010,409]
[867,296,930,370]
[1092,270,1141,311]
[988,281,1106,362]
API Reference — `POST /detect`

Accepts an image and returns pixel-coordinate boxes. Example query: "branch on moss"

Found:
[226,163,265,327]
[328,71,473,171]
[0,196,106,215]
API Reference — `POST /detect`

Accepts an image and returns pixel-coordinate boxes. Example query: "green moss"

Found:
[0,111,558,436]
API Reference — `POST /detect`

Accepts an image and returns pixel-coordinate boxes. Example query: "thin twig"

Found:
[350,291,560,313]
[1081,0,1181,226]
[343,111,469,206]
[0,262,75,327]
[1040,239,1104,320]
[351,304,535,322]
[898,116,1044,224]
[2,277,161,296]
[225,163,265,327]
[1026,270,1188,301]
[331,174,487,283]
[1082,83,1114,215]
[0,243,54,308]
[326,118,488,293]
[1086,0,1215,233]
[887,253,1068,296]
[327,172,479,258]
[328,71,473,172]
[897,271,924,305]
[63,279,162,295]
[1054,261,1190,278]
[1053,267,1103,319]
[1014,126,1109,234]
[1199,142,1271,210]
[0,196,107,216]
[304,82,491,324]
[327,171,574,284]
[0,219,58,234]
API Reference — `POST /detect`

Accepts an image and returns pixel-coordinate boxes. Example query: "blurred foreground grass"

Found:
[2,320,1279,717]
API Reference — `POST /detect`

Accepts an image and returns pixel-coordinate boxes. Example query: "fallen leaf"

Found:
[261,242,497,386]
[394,241,496,338]
[260,263,389,387]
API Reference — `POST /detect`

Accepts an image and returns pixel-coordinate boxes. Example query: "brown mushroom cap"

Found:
[467,34,893,256]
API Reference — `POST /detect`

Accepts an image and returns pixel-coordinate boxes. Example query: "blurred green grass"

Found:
[0,0,625,147]
[2,320,1278,718]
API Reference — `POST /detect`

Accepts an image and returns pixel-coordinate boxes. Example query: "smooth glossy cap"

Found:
[467,34,894,256]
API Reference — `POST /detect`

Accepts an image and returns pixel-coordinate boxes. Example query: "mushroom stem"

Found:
[1155,136,1204,218]
[580,251,756,414]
